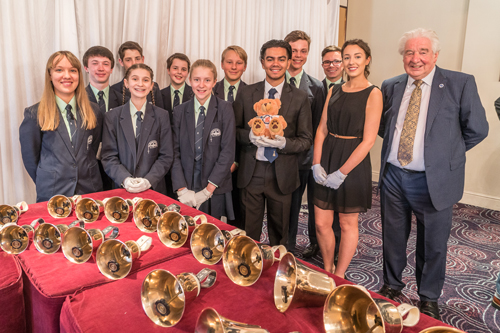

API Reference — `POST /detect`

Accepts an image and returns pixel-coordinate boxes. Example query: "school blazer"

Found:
[101,102,173,194]
[19,102,103,202]
[160,84,194,123]
[234,81,313,195]
[171,97,235,194]
[212,79,247,101]
[85,84,122,113]
[111,79,164,109]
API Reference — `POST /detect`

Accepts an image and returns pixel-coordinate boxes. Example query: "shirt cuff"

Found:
[208,180,218,188]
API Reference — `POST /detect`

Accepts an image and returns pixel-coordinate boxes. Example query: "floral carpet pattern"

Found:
[260,184,500,333]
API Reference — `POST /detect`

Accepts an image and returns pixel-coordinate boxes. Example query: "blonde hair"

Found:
[190,59,217,81]
[38,51,96,131]
[221,45,248,65]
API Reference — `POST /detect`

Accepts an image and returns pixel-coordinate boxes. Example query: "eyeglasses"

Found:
[322,60,342,67]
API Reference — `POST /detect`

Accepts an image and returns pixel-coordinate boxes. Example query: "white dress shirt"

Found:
[256,79,285,161]
[388,67,436,171]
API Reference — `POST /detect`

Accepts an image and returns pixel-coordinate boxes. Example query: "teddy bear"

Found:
[248,98,287,139]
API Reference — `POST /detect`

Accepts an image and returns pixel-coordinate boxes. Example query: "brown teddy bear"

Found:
[248,99,287,139]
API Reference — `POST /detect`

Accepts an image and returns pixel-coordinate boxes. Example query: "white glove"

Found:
[194,188,213,209]
[249,131,267,148]
[324,170,347,190]
[123,177,142,193]
[132,178,151,193]
[260,135,286,149]
[177,188,197,207]
[312,164,327,185]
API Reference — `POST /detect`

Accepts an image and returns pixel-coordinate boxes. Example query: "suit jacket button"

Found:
[72,164,76,168]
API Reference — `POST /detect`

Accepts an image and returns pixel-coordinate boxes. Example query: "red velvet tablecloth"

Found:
[0,251,26,333]
[13,189,230,333]
[59,252,449,333]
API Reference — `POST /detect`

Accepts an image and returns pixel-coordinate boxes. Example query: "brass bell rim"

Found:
[104,196,130,223]
[157,211,188,248]
[75,198,100,223]
[190,223,225,265]
[62,226,93,264]
[0,224,29,254]
[222,235,264,287]
[195,307,223,332]
[0,204,20,225]
[47,195,72,218]
[96,239,132,280]
[141,269,186,327]
[274,252,297,313]
[33,223,62,254]
[133,199,160,233]
[418,327,465,333]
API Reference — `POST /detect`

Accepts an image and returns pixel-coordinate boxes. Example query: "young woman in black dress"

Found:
[312,40,383,278]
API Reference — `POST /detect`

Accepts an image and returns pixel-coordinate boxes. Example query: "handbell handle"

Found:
[196,268,217,288]
[166,203,181,213]
[397,303,420,327]
[136,235,152,252]
[271,245,288,261]
[68,220,85,229]
[15,201,29,213]
[126,197,142,209]
[30,218,44,228]
[69,195,82,206]
[102,226,120,240]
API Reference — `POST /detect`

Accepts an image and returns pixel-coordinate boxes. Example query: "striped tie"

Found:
[264,88,278,163]
[195,106,205,161]
[66,104,76,144]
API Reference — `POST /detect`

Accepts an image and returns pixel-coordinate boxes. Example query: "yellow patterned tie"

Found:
[398,80,423,167]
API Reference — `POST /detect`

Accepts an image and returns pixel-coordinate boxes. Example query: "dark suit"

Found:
[322,78,345,102]
[234,81,312,245]
[101,102,173,195]
[288,72,325,250]
[212,79,247,101]
[379,66,488,301]
[111,79,164,109]
[171,97,235,218]
[160,84,194,122]
[20,102,103,202]
[212,78,247,228]
[85,84,122,191]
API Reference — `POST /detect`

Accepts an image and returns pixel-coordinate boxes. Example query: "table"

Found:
[0,252,26,333]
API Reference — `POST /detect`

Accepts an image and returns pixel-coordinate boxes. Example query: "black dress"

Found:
[314,85,377,213]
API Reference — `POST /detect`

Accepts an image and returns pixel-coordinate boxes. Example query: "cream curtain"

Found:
[0,0,340,204]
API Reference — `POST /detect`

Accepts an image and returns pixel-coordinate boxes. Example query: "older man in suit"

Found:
[377,28,488,320]
[234,39,312,246]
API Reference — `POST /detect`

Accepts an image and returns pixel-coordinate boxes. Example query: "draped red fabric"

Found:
[0,252,26,333]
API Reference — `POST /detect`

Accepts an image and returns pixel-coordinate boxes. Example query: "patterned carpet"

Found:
[259,184,500,333]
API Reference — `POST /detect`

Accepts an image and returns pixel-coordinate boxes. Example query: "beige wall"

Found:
[346,0,500,209]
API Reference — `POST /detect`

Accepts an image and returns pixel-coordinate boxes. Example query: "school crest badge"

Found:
[148,140,158,154]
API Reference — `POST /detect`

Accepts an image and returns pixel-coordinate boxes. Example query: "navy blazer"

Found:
[111,79,164,109]
[19,102,103,202]
[171,97,235,194]
[85,84,122,113]
[379,66,488,211]
[234,81,313,195]
[212,79,247,101]
[101,102,173,194]
[322,78,345,100]
[160,84,194,123]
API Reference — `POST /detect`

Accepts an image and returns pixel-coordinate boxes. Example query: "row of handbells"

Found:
[0,196,463,333]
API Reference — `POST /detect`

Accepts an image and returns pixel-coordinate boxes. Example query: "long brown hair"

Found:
[122,63,155,105]
[38,51,96,131]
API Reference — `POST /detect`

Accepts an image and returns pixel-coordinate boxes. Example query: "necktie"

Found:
[228,85,235,103]
[173,90,180,108]
[66,104,76,144]
[398,80,423,167]
[195,106,205,161]
[97,91,105,111]
[289,77,297,88]
[135,111,143,146]
[265,88,279,163]
[329,83,334,89]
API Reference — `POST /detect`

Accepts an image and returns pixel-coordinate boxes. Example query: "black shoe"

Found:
[493,294,500,311]
[420,301,441,320]
[302,244,319,258]
[377,285,402,301]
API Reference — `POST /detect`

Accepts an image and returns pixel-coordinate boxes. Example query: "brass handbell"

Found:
[222,235,287,287]
[195,307,270,333]
[323,285,420,333]
[141,268,217,327]
[62,224,119,264]
[274,252,336,312]
[191,223,246,265]
[0,218,43,254]
[34,220,82,254]
[0,201,29,225]
[96,235,152,280]
[47,195,81,218]
[75,197,106,223]
[103,196,142,223]
[418,327,465,333]
[133,199,164,233]
[157,212,207,248]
